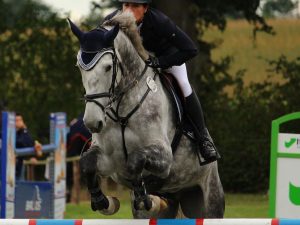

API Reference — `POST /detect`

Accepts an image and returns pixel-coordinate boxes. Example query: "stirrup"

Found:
[197,134,220,166]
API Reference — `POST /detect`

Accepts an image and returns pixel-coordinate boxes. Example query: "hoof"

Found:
[133,195,153,211]
[148,195,168,213]
[99,196,120,215]
[133,198,152,211]
[133,195,168,213]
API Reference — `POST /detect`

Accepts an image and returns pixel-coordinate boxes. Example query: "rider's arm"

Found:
[150,9,198,68]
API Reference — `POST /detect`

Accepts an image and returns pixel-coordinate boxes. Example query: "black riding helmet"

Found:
[118,0,152,3]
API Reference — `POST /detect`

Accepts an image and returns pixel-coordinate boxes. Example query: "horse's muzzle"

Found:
[85,120,103,133]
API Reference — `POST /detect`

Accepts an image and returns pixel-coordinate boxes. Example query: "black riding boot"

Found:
[185,91,220,165]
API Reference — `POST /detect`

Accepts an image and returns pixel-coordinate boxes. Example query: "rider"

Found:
[103,0,220,164]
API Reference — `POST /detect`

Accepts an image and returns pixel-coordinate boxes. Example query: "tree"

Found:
[263,0,298,17]
[0,0,58,32]
[0,0,83,139]
[84,1,119,27]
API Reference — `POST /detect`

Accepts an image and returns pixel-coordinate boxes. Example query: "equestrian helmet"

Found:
[118,0,152,4]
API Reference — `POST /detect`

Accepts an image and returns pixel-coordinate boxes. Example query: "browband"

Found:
[77,48,114,71]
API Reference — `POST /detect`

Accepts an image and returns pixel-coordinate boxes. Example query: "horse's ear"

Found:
[67,18,84,41]
[104,24,119,44]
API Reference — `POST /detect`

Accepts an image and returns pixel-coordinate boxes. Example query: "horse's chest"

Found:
[97,126,142,163]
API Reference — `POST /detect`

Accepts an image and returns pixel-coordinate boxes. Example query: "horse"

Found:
[68,12,224,218]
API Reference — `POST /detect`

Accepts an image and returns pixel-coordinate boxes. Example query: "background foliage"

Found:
[0,0,83,139]
[262,0,298,17]
[1,0,299,192]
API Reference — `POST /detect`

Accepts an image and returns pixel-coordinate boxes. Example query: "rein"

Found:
[83,49,158,161]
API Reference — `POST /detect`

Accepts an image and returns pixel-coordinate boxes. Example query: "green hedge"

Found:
[198,56,300,192]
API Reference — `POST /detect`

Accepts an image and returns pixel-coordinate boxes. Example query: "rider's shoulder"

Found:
[145,8,173,26]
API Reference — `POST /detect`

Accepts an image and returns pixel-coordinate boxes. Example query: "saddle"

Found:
[159,73,196,153]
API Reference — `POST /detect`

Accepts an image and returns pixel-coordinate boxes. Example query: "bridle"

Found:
[82,47,150,122]
[81,47,157,160]
[81,47,123,118]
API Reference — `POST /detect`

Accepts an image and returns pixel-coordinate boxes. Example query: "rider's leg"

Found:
[165,64,193,97]
[165,64,219,163]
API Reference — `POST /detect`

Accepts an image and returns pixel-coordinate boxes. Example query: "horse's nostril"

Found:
[85,120,103,133]
[90,121,103,133]
[97,121,103,131]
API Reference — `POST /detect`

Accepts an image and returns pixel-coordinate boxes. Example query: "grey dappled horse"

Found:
[69,12,224,218]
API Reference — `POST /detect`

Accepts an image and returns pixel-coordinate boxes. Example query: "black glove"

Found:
[145,56,160,68]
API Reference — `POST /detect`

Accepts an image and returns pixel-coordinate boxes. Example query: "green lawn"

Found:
[65,193,269,219]
[65,200,133,219]
[224,194,269,218]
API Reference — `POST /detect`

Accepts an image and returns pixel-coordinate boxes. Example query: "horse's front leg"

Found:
[80,145,120,215]
[127,144,172,212]
[127,144,172,178]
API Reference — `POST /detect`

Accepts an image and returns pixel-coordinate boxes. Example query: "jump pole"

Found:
[0,219,300,225]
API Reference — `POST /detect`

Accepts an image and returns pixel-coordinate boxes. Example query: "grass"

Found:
[65,199,133,219]
[65,196,132,219]
[65,188,134,219]
[65,193,269,219]
[224,194,269,218]
[202,19,300,84]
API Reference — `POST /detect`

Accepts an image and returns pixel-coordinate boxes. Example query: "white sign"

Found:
[278,133,300,154]
[276,158,300,218]
[269,112,300,218]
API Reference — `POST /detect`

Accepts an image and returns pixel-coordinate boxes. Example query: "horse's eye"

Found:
[105,65,112,72]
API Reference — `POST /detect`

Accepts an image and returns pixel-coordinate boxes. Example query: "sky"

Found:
[41,0,96,21]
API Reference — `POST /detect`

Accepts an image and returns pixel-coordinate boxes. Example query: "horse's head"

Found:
[68,19,121,133]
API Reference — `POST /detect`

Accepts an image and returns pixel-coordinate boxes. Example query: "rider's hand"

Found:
[145,56,160,68]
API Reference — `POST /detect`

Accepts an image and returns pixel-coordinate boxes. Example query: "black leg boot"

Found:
[185,91,220,165]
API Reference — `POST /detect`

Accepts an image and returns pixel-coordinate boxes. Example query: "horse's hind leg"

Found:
[200,164,225,218]
[130,191,179,219]
[179,186,205,218]
[180,164,225,218]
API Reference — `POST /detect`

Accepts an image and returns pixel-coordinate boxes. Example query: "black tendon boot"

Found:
[185,91,220,165]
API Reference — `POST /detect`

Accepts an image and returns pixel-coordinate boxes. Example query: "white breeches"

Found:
[165,63,192,97]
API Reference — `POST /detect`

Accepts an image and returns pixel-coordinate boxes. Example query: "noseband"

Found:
[82,48,149,120]
[80,48,119,114]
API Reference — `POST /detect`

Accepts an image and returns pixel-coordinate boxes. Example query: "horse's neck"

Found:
[116,64,155,114]
[113,33,174,134]
[114,33,145,83]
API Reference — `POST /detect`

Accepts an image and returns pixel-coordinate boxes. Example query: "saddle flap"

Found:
[160,73,196,153]
[159,73,184,123]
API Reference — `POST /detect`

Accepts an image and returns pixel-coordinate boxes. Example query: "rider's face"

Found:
[122,3,148,23]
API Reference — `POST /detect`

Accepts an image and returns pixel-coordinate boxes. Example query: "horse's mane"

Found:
[103,11,149,61]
